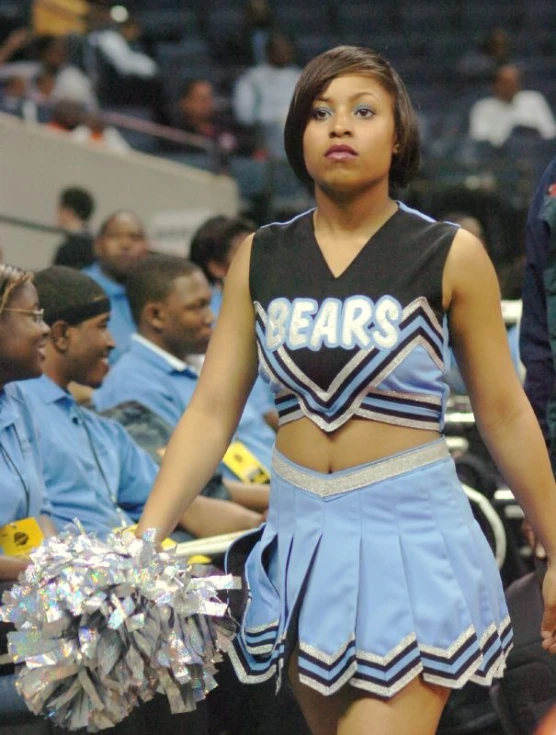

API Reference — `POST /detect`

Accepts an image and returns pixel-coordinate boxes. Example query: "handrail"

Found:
[100,110,217,154]
[0,212,65,236]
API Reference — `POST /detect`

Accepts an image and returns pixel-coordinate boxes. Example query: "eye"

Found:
[311,106,332,121]
[355,106,375,119]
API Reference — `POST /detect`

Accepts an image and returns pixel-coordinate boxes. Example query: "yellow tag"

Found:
[0,517,44,556]
[187,554,212,564]
[222,441,271,484]
[113,523,176,550]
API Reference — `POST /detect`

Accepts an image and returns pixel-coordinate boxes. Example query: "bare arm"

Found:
[0,556,29,582]
[38,514,57,538]
[224,479,270,512]
[178,495,262,537]
[136,236,259,542]
[446,229,556,647]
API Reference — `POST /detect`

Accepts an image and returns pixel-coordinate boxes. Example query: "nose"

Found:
[105,329,116,351]
[330,109,353,137]
[205,307,215,327]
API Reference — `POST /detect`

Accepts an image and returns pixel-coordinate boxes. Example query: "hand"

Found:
[541,561,556,653]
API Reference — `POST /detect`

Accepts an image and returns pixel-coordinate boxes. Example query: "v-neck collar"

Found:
[309,205,401,280]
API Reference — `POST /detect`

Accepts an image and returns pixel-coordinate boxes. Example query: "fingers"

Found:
[541,608,556,653]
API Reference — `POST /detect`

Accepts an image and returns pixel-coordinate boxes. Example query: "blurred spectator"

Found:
[53,185,95,269]
[71,111,130,152]
[32,0,90,36]
[92,16,157,80]
[189,214,255,315]
[45,98,85,131]
[469,64,556,147]
[0,75,38,119]
[30,34,97,110]
[233,33,301,157]
[211,0,274,66]
[93,254,275,482]
[90,16,170,124]
[189,215,278,430]
[83,211,148,363]
[457,27,512,86]
[169,78,248,159]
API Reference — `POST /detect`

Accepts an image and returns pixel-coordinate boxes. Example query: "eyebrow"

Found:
[315,91,379,104]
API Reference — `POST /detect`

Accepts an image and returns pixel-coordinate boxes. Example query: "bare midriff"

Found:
[275,417,441,474]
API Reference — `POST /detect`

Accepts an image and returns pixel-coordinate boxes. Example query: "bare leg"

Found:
[337,678,450,735]
[288,649,350,735]
[289,650,450,735]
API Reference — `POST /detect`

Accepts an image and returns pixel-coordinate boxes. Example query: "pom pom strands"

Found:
[0,524,239,731]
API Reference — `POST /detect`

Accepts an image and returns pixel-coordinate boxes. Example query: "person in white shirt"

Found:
[91,17,158,79]
[233,32,301,157]
[469,64,556,147]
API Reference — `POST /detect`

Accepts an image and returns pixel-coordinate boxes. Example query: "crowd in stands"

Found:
[2,0,556,227]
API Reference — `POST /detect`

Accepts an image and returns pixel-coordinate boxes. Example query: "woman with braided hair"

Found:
[0,265,55,581]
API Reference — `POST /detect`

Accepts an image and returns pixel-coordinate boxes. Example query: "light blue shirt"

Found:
[82,262,136,364]
[0,383,51,531]
[18,375,158,536]
[93,336,275,477]
[210,284,274,417]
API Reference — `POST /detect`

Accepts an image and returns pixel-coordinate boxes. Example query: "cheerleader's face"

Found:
[302,74,397,194]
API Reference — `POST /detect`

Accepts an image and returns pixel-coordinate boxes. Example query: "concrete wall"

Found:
[0,113,239,270]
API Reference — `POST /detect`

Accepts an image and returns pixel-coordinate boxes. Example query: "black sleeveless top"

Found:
[249,202,458,433]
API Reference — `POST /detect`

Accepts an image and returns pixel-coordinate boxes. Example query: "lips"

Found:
[325,145,358,160]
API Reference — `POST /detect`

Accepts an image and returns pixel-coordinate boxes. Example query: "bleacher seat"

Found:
[155,40,218,101]
[522,0,556,30]
[135,9,200,42]
[457,0,522,34]
[296,34,339,65]
[335,3,397,37]
[399,2,458,34]
[273,6,333,38]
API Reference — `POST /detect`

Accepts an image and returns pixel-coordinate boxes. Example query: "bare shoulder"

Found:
[442,227,500,311]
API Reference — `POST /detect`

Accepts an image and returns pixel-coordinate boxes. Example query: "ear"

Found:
[49,320,71,352]
[93,238,102,258]
[208,258,227,282]
[142,302,165,331]
[392,141,400,155]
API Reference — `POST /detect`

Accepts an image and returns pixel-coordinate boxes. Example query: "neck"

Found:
[313,181,396,236]
[99,263,125,284]
[42,354,70,391]
[138,329,184,361]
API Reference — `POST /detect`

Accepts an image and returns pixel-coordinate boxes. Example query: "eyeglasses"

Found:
[3,308,45,324]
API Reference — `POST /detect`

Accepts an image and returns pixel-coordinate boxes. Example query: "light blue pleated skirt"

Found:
[226,439,513,698]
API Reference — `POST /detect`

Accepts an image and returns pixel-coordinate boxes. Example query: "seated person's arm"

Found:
[38,514,57,538]
[179,495,262,538]
[224,479,270,513]
[0,555,30,582]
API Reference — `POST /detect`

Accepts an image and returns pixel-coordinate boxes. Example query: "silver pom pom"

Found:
[0,523,239,731]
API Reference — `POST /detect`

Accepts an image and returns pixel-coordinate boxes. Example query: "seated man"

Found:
[469,64,556,147]
[93,254,275,484]
[83,210,148,364]
[17,266,264,539]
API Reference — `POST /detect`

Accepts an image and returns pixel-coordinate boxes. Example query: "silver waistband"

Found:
[271,441,450,498]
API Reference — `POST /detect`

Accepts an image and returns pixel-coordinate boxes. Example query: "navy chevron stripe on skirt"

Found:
[225,439,513,698]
